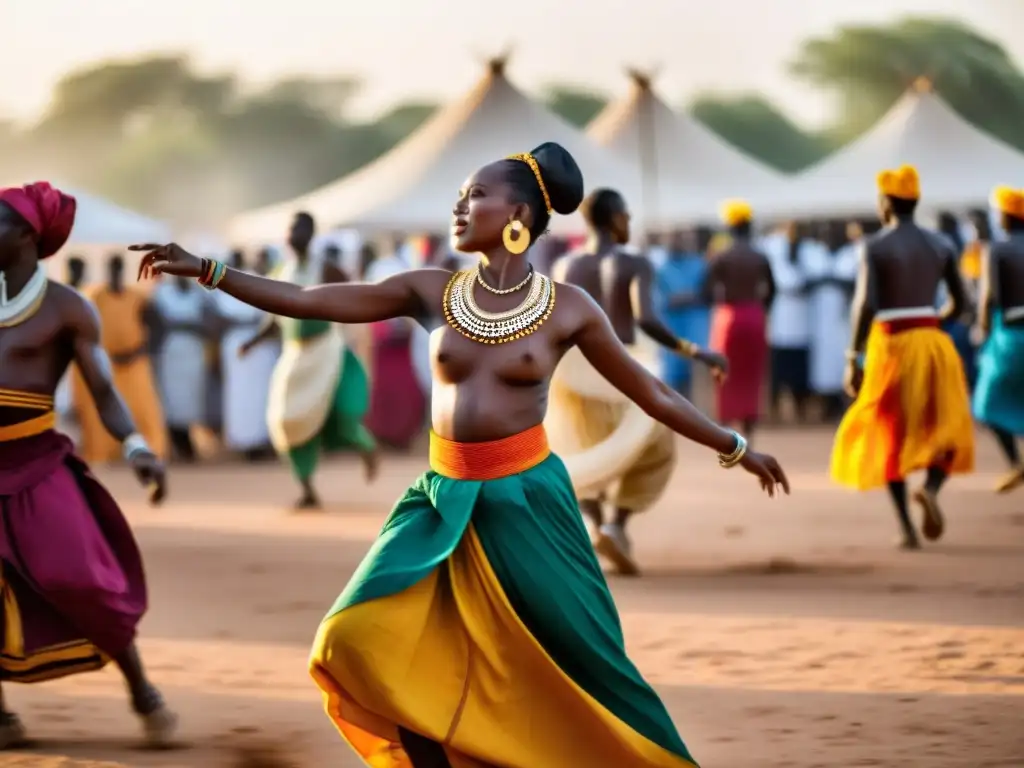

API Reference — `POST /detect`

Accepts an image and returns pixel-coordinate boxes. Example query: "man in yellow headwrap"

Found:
[831,165,974,549]
[973,185,1024,492]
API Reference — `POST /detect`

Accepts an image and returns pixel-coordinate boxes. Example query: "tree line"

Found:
[0,16,1021,228]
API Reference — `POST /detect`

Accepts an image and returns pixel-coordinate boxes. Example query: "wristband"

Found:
[122,433,151,461]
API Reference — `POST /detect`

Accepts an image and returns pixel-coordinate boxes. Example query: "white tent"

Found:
[766,79,1024,219]
[228,59,648,242]
[587,71,786,222]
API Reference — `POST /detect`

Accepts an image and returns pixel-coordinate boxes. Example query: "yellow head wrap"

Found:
[876,164,921,200]
[719,199,753,227]
[991,185,1024,219]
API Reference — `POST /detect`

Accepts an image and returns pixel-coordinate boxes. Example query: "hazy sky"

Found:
[2,0,1020,128]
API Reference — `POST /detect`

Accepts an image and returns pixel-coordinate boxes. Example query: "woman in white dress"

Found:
[151,275,213,461]
[215,251,279,459]
[759,222,813,423]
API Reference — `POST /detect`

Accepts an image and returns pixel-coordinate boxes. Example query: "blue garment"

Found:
[973,311,1024,435]
[935,283,977,389]
[656,254,710,390]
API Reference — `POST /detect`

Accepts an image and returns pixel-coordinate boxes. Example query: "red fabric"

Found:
[366,322,426,450]
[709,302,768,423]
[0,430,146,657]
[0,182,77,258]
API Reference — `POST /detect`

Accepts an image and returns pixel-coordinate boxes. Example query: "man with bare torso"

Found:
[551,188,726,575]
[972,186,1024,492]
[705,200,774,442]
[0,182,175,747]
[831,165,974,549]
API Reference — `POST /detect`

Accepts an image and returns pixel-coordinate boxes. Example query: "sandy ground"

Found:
[2,427,1022,767]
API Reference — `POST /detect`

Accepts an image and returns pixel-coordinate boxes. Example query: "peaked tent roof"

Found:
[227,60,649,242]
[766,80,1024,218]
[587,72,786,220]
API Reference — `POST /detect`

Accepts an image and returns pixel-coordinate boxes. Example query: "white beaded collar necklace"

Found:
[0,264,48,327]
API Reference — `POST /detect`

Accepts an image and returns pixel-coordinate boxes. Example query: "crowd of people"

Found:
[0,142,1021,766]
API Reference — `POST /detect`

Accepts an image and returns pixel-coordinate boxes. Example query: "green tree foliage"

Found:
[543,86,608,128]
[791,16,1024,149]
[689,94,828,172]
[3,16,1021,225]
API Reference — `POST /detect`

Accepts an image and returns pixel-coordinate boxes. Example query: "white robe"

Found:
[215,286,278,450]
[760,233,813,350]
[806,243,859,394]
[152,282,210,428]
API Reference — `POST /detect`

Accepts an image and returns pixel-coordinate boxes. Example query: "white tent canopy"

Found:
[228,59,648,242]
[765,80,1024,219]
[587,71,786,222]
[63,185,172,246]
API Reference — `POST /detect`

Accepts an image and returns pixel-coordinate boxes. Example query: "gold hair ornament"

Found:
[507,152,552,213]
[502,219,531,255]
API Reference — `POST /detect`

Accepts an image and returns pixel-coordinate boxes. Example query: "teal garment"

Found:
[280,319,376,482]
[973,310,1024,435]
[326,453,696,763]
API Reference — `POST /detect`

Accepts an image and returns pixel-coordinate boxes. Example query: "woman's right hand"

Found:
[738,451,790,498]
[130,243,204,281]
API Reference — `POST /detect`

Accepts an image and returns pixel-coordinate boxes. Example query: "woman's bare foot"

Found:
[912,488,945,541]
[361,448,380,483]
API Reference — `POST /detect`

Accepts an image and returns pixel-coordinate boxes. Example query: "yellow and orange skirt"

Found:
[309,425,697,767]
[831,317,974,489]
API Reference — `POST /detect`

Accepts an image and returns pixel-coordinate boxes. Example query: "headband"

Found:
[507,153,552,213]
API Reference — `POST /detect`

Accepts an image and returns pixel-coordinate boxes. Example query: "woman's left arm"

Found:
[566,286,788,495]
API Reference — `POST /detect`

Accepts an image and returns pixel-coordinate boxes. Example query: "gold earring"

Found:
[502,220,530,255]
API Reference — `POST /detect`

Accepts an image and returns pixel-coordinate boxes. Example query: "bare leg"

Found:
[912,461,950,542]
[886,480,920,549]
[596,507,640,577]
[741,418,757,448]
[989,427,1024,493]
[0,683,27,749]
[114,644,177,745]
[296,478,321,509]
[578,498,604,531]
[360,446,380,484]
[399,727,451,768]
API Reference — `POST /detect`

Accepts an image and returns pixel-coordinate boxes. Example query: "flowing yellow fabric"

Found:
[831,320,974,490]
[310,525,693,768]
[72,286,166,462]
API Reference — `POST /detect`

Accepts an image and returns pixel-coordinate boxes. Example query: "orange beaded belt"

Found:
[0,388,56,442]
[429,424,551,481]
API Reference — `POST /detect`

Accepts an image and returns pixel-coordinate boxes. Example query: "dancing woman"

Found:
[134,142,789,768]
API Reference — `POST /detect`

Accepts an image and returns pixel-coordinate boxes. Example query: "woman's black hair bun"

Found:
[530,142,585,215]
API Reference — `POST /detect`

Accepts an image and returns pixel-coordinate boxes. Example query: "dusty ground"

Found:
[2,427,1022,767]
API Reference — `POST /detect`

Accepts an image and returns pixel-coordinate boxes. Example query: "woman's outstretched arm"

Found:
[131,243,448,324]
[564,285,788,495]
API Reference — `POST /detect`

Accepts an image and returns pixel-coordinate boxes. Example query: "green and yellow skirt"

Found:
[309,425,698,767]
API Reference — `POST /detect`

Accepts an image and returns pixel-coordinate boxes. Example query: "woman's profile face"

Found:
[451,162,520,254]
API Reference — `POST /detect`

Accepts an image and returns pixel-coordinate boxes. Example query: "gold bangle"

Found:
[676,338,698,358]
[718,431,748,469]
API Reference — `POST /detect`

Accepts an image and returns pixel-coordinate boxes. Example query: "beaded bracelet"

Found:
[198,258,228,291]
[717,431,748,469]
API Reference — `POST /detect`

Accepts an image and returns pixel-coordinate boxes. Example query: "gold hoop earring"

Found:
[502,220,530,255]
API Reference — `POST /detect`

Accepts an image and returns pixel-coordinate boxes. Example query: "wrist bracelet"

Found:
[676,338,698,358]
[717,430,748,469]
[198,258,228,291]
[122,433,151,461]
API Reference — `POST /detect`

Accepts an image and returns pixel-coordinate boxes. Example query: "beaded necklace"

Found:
[443,265,555,344]
[0,264,48,328]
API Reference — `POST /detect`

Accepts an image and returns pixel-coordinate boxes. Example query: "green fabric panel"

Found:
[281,348,375,480]
[324,455,695,763]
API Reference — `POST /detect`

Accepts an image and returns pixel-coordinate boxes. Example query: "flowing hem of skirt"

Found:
[310,525,696,768]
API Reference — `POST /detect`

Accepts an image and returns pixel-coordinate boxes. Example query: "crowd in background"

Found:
[53,206,992,466]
